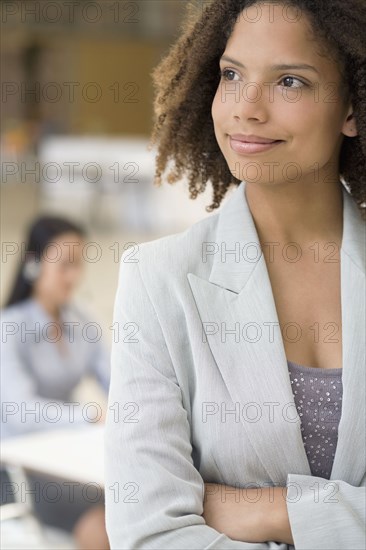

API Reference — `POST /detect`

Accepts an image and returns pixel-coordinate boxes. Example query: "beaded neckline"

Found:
[287,359,342,374]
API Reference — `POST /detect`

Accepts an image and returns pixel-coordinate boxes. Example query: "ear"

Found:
[342,103,358,137]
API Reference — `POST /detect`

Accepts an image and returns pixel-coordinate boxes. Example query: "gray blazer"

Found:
[104,180,365,549]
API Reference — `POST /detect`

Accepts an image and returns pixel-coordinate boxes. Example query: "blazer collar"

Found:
[187,180,365,486]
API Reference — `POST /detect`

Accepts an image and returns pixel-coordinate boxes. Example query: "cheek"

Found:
[42,261,57,280]
[283,89,339,130]
[290,101,341,147]
[274,95,306,124]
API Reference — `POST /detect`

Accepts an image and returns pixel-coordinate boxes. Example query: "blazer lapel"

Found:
[187,180,365,486]
[330,187,365,485]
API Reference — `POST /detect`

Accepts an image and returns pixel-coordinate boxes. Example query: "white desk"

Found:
[1,425,104,487]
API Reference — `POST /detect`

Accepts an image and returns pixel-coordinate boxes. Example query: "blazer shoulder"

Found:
[1,300,30,323]
[121,211,220,291]
[134,210,220,269]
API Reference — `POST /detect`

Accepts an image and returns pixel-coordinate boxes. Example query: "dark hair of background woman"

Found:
[148,0,366,217]
[5,216,86,308]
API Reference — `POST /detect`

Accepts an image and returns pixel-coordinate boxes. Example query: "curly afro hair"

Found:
[148,0,366,218]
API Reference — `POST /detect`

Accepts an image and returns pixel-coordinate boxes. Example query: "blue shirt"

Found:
[1,296,111,438]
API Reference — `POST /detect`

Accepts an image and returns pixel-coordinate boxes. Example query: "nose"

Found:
[231,81,270,123]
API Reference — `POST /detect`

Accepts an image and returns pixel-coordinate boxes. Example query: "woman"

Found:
[105,1,365,548]
[1,216,110,549]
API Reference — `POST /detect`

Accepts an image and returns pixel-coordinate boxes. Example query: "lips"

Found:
[229,136,284,155]
[230,134,281,144]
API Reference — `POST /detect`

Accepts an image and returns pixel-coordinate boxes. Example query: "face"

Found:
[211,1,356,187]
[33,231,85,305]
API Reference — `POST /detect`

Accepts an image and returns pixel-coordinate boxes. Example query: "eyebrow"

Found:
[220,55,320,75]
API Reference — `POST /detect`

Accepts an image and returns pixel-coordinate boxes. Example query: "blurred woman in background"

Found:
[1,216,110,549]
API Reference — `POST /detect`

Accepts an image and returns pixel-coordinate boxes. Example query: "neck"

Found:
[244,180,344,249]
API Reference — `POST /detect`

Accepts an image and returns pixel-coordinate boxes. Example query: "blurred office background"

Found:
[0,1,217,548]
[1,0,215,325]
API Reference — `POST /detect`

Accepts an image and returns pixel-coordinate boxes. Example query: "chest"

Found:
[263,249,343,370]
[24,326,92,397]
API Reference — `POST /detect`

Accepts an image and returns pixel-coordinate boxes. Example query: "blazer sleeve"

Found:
[286,472,366,549]
[104,248,289,550]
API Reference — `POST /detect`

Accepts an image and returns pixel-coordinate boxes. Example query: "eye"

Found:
[220,68,239,81]
[280,76,306,88]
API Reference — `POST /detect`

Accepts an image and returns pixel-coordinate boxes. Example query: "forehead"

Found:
[50,233,84,258]
[53,231,83,244]
[224,3,340,78]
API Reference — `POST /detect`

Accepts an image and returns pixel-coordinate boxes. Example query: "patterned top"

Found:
[287,359,343,479]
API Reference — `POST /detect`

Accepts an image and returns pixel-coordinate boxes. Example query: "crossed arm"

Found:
[202,483,294,545]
